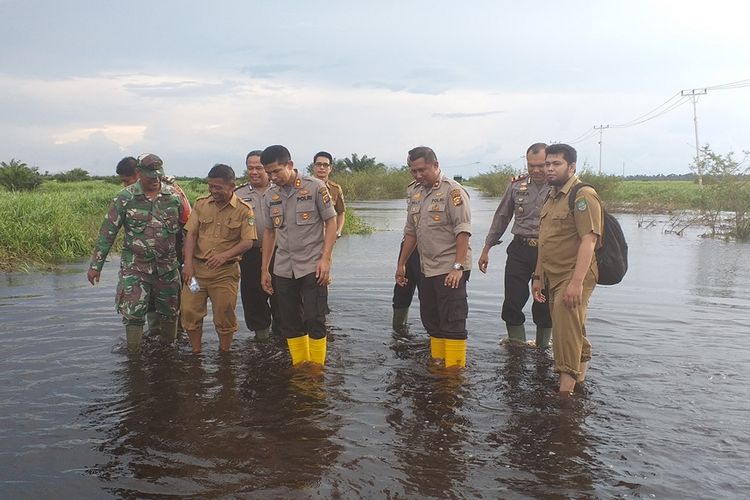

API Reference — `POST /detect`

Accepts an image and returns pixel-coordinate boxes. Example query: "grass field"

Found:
[0,179,373,270]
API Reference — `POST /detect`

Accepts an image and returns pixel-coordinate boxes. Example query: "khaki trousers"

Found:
[180,260,240,336]
[548,271,596,378]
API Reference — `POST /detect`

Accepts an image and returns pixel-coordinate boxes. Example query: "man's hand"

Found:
[444,269,464,289]
[532,278,546,303]
[206,253,229,269]
[478,249,490,274]
[563,278,583,309]
[87,268,100,286]
[182,262,195,285]
[261,270,274,295]
[316,258,331,286]
[395,264,408,287]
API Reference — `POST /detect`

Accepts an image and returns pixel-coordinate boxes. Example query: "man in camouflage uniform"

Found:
[114,155,192,337]
[478,143,552,347]
[88,154,185,351]
[311,151,346,238]
[395,146,472,369]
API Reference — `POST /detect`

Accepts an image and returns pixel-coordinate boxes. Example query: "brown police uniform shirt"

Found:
[264,172,337,279]
[184,193,257,262]
[234,182,268,247]
[326,180,346,215]
[484,175,550,246]
[538,175,603,289]
[404,174,472,278]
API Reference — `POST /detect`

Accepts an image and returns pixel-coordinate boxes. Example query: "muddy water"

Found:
[1,191,749,498]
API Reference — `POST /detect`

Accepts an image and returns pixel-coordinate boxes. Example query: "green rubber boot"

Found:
[506,324,527,345]
[535,327,552,348]
[254,327,271,343]
[125,324,144,352]
[146,311,161,336]
[392,307,409,329]
[159,320,178,344]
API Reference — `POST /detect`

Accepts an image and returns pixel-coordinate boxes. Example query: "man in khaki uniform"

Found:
[181,164,256,353]
[259,145,338,367]
[395,146,472,368]
[235,150,280,342]
[532,143,603,396]
[312,151,346,238]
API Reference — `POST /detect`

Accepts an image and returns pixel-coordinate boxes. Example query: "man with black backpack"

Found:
[532,143,603,397]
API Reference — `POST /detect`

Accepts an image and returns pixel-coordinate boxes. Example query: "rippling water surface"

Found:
[2,191,749,498]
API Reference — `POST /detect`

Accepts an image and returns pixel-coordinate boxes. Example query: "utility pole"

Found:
[681,88,707,187]
[593,125,610,174]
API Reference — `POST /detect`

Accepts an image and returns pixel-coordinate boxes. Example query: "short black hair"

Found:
[116,156,137,176]
[407,146,438,164]
[207,163,236,182]
[545,143,577,164]
[526,142,547,155]
[313,151,333,164]
[260,145,292,166]
[246,150,263,162]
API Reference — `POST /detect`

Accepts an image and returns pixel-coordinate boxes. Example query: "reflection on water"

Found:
[1,193,750,497]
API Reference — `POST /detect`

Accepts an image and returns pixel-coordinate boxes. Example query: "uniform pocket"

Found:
[427,205,446,226]
[222,217,243,239]
[127,209,150,233]
[296,201,319,226]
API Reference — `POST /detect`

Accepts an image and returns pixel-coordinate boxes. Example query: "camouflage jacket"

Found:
[89,181,184,275]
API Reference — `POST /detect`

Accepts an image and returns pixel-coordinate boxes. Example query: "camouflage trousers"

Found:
[116,268,181,326]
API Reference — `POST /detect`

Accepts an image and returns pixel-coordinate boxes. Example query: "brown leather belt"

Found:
[514,235,538,247]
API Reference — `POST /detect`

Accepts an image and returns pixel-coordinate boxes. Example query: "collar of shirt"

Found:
[208,192,239,208]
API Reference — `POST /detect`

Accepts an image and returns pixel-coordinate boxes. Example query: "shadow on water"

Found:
[82,337,342,498]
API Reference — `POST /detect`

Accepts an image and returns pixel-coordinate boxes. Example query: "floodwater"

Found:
[1,190,749,498]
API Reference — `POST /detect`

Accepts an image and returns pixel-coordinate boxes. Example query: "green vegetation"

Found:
[0,159,43,191]
[0,178,373,270]
[332,168,412,200]
[466,164,516,197]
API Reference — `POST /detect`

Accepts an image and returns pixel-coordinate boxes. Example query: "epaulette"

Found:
[510,174,528,183]
[407,179,418,187]
[234,182,250,191]
[162,175,176,184]
[196,194,211,201]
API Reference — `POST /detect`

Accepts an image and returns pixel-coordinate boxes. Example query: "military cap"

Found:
[137,153,165,177]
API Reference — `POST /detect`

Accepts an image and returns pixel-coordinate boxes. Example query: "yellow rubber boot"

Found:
[287,335,311,365]
[429,336,445,360]
[309,336,327,366]
[444,339,467,368]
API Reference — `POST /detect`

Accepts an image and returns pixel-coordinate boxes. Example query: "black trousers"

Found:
[393,242,422,309]
[502,238,551,328]
[274,272,328,340]
[418,271,470,340]
[239,247,280,332]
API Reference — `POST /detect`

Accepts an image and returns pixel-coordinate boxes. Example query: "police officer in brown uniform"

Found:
[235,150,280,342]
[311,151,346,238]
[395,146,472,368]
[478,143,552,347]
[532,143,603,396]
[259,145,338,367]
[181,164,257,354]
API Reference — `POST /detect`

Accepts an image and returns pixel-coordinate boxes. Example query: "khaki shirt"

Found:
[404,174,472,277]
[184,193,257,261]
[538,175,603,289]
[234,182,269,247]
[264,172,337,279]
[484,175,550,246]
[326,180,346,215]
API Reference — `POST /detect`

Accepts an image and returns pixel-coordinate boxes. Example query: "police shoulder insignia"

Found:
[295,178,302,188]
[576,198,588,211]
[450,188,463,206]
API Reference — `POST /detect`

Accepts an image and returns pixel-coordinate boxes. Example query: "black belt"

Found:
[513,235,539,247]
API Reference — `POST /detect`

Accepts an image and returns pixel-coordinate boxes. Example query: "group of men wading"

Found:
[89,142,602,396]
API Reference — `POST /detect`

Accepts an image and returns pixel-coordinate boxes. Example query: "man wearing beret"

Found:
[88,154,185,351]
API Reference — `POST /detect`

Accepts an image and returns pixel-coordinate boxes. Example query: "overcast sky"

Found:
[1,0,748,178]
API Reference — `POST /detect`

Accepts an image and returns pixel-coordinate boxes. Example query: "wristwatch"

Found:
[452,262,464,271]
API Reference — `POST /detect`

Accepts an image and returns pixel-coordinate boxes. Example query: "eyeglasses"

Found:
[314,162,331,168]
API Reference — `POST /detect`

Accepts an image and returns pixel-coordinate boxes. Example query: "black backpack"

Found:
[568,183,628,285]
